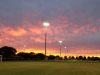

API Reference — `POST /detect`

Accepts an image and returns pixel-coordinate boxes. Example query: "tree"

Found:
[34,53,45,60]
[83,56,86,60]
[87,56,91,60]
[48,55,56,60]
[55,56,61,60]
[78,56,83,60]
[17,52,35,60]
[64,56,67,60]
[0,46,17,60]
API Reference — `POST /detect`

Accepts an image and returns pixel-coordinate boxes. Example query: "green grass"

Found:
[0,61,100,75]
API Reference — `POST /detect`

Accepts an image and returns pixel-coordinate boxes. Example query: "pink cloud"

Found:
[0,16,100,55]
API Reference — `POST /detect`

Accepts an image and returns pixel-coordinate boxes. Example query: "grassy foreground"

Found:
[0,61,100,75]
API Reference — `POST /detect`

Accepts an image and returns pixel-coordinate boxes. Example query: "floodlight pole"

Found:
[44,32,47,56]
[59,41,63,57]
[60,44,61,57]
[43,22,50,58]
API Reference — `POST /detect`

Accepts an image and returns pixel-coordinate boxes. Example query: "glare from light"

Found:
[59,41,63,44]
[43,22,50,28]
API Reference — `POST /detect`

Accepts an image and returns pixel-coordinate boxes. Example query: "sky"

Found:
[0,0,100,56]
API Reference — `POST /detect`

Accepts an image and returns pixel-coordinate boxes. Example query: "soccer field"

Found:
[0,61,100,75]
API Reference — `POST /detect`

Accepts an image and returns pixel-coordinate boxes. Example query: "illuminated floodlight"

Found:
[59,41,63,44]
[43,22,50,28]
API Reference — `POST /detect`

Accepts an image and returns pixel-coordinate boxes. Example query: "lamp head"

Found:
[59,41,63,44]
[43,22,50,28]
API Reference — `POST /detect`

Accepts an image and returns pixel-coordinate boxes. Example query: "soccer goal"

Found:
[0,55,2,62]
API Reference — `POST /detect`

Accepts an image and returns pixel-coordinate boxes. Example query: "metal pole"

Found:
[45,32,47,56]
[60,44,61,57]
[43,22,50,60]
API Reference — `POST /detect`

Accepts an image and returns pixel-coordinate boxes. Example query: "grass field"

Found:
[0,61,100,75]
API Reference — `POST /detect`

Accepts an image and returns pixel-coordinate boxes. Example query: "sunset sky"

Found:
[0,0,100,56]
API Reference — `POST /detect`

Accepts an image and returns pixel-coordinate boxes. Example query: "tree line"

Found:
[0,46,100,61]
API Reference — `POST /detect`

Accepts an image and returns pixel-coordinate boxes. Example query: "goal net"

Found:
[0,55,2,62]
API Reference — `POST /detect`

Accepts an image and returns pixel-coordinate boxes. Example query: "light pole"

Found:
[58,41,63,57]
[43,22,50,56]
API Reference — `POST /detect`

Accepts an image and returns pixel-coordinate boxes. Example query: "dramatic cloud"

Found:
[0,0,100,55]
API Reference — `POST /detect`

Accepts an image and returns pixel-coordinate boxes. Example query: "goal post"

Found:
[0,55,2,62]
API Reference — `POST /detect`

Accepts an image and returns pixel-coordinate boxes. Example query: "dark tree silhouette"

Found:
[55,56,61,60]
[76,56,84,60]
[0,46,17,60]
[64,56,67,60]
[89,57,100,61]
[83,56,86,60]
[17,52,35,60]
[48,55,56,60]
[34,53,45,60]
[87,56,91,60]
[17,53,45,60]
[78,56,83,60]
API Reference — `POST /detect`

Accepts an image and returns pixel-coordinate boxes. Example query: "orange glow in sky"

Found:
[0,0,100,57]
